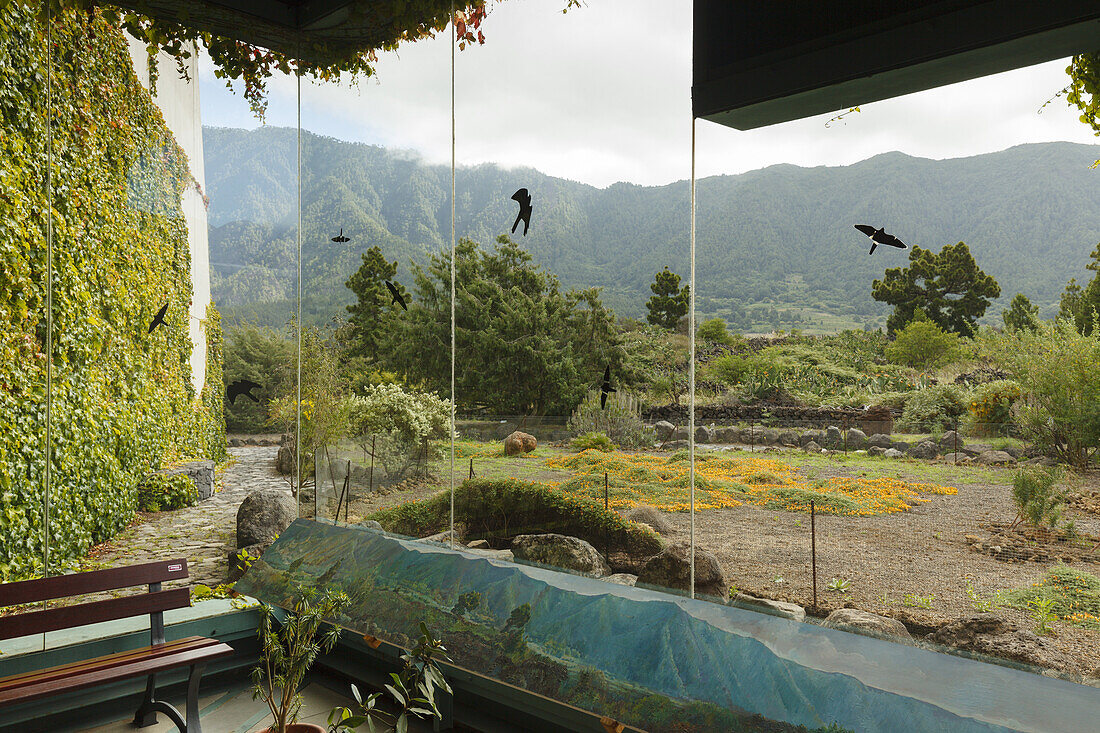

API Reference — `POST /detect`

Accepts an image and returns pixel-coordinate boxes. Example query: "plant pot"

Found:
[264,725,326,733]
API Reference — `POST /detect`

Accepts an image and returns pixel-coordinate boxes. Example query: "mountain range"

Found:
[203,126,1100,331]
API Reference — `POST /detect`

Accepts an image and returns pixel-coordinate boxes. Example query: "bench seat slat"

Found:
[0,588,191,641]
[0,560,189,607]
[0,638,234,706]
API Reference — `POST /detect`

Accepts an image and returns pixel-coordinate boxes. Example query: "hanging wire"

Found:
[689,117,696,599]
[44,0,54,580]
[449,1,457,550]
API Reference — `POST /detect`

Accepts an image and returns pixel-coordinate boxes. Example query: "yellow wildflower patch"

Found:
[542,449,957,516]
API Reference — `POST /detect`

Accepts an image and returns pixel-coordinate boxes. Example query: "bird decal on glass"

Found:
[600,365,616,409]
[854,224,907,255]
[148,301,169,333]
[511,188,532,237]
[331,228,350,243]
[227,379,262,404]
[386,281,408,311]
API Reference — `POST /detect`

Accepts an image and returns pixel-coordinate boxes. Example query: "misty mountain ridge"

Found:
[203,126,1100,330]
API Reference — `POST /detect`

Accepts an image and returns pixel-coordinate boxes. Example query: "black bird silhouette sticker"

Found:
[511,188,532,237]
[148,301,169,333]
[227,379,262,404]
[600,365,616,409]
[385,281,407,311]
[331,228,350,243]
[854,224,908,255]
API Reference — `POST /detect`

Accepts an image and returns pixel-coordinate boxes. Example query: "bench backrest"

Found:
[0,559,190,642]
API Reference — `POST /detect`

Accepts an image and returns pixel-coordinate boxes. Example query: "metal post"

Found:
[810,500,818,611]
[368,436,376,495]
[604,472,609,511]
[469,457,474,480]
[750,419,754,453]
[953,418,958,465]
[843,417,848,453]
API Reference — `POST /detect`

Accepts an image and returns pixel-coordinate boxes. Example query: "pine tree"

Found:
[645,267,689,329]
[1002,293,1041,332]
[345,246,406,359]
[871,242,1000,337]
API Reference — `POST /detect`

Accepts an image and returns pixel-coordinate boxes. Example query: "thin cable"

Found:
[44,4,53,581]
[689,117,696,600]
[295,59,303,519]
[449,2,457,550]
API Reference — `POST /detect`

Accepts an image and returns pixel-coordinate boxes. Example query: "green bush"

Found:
[897,384,967,432]
[885,319,961,369]
[1005,564,1100,630]
[570,432,616,452]
[697,318,740,347]
[964,379,1020,437]
[568,390,652,449]
[1010,467,1066,529]
[137,474,200,513]
[369,478,663,558]
[348,382,451,482]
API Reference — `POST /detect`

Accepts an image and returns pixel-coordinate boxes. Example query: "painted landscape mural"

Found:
[235,520,1100,733]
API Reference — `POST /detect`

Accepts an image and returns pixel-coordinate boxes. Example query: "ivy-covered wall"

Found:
[0,4,226,579]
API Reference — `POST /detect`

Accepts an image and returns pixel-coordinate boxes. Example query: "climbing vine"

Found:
[0,3,224,579]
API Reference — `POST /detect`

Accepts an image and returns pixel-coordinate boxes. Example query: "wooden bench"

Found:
[0,559,234,732]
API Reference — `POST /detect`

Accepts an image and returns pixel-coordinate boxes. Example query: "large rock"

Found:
[671,427,690,441]
[504,431,537,456]
[961,443,994,457]
[939,431,963,450]
[602,573,638,586]
[663,440,688,451]
[237,489,296,548]
[883,448,904,459]
[823,609,911,639]
[868,433,893,449]
[713,426,740,443]
[845,428,868,450]
[637,542,727,598]
[823,426,843,449]
[799,429,824,447]
[511,533,610,576]
[927,614,1068,669]
[732,593,805,622]
[623,504,674,535]
[778,430,799,447]
[155,460,215,500]
[908,441,940,460]
[803,440,822,453]
[654,421,675,441]
[976,450,1016,466]
[275,445,296,475]
[867,445,888,457]
[759,428,779,445]
[694,425,713,444]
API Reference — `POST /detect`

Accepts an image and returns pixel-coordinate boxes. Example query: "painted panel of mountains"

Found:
[235,520,1100,733]
[204,126,1100,329]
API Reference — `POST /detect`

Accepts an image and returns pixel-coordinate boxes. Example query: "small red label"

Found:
[168,563,183,572]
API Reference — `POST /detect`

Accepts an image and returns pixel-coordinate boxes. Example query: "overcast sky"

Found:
[199,0,1097,189]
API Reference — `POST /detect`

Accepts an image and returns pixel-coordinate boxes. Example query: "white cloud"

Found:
[199,0,1097,188]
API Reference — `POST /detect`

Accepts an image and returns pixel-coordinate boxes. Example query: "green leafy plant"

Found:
[252,587,349,733]
[965,380,1021,437]
[570,431,616,452]
[901,593,935,609]
[349,382,452,483]
[1010,467,1066,530]
[963,577,1001,612]
[826,577,850,594]
[568,391,651,449]
[897,384,967,432]
[327,623,452,733]
[1005,564,1100,630]
[137,474,199,512]
[885,318,962,368]
[1028,596,1058,636]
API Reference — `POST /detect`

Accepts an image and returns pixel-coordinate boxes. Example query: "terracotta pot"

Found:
[264,725,326,733]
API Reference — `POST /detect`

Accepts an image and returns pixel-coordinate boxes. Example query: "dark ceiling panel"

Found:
[694,0,1100,130]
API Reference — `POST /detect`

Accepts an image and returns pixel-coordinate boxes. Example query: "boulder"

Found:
[467,539,490,549]
[823,609,911,639]
[237,489,296,548]
[654,421,676,441]
[943,452,970,464]
[637,542,727,598]
[778,431,799,447]
[927,615,1068,669]
[464,547,514,561]
[799,430,824,447]
[961,443,993,457]
[939,431,963,449]
[603,573,638,586]
[976,450,1016,466]
[890,441,910,453]
[759,428,779,445]
[663,440,689,451]
[803,440,822,453]
[732,593,806,622]
[421,528,465,545]
[883,448,904,459]
[741,426,759,444]
[358,520,383,531]
[694,425,713,444]
[908,441,940,460]
[672,427,691,441]
[228,438,243,447]
[226,540,273,583]
[275,445,296,475]
[868,446,888,457]
[823,426,843,449]
[623,505,674,535]
[713,426,741,443]
[504,431,537,456]
[512,533,610,576]
[846,428,869,450]
[155,460,215,500]
[868,433,893,449]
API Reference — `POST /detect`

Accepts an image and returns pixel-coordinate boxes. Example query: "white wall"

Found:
[127,37,211,392]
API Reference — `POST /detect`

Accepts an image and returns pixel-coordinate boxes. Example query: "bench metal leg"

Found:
[132,668,192,732]
[186,662,207,733]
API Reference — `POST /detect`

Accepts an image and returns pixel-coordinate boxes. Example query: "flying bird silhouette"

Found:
[227,379,262,404]
[854,224,907,255]
[331,228,350,243]
[386,281,407,311]
[511,188,532,237]
[600,365,616,409]
[148,301,169,333]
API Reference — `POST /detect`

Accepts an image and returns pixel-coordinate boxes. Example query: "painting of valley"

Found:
[235,520,1100,733]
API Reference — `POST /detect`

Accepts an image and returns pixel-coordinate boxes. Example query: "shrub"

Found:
[697,318,740,347]
[568,390,652,449]
[570,432,616,452]
[137,474,199,512]
[897,384,967,432]
[1010,467,1066,529]
[885,319,961,369]
[1005,564,1100,630]
[369,478,663,558]
[965,379,1021,437]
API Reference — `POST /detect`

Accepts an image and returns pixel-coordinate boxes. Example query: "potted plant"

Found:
[252,586,349,733]
[327,623,452,733]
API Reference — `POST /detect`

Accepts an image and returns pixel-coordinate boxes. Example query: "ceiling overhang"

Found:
[694,0,1100,130]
